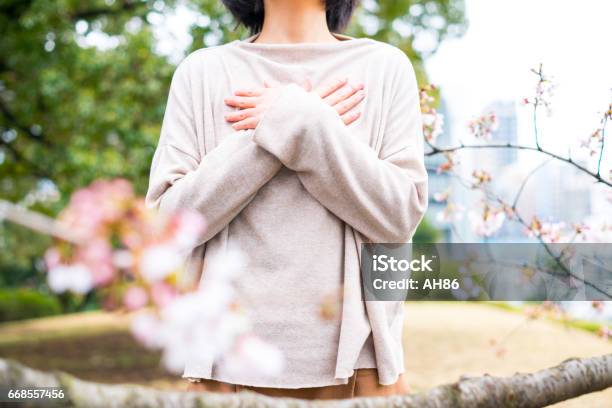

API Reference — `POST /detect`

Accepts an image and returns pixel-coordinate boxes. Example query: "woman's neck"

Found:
[256,0,338,44]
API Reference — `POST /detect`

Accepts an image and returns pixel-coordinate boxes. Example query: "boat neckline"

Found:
[231,32,371,49]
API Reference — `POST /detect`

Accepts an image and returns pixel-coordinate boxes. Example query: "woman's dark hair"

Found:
[221,1,359,34]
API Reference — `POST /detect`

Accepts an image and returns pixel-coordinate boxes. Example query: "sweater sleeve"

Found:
[145,59,283,246]
[252,53,428,243]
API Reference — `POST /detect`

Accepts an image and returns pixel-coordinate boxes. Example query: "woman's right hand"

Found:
[310,78,365,124]
[224,78,365,131]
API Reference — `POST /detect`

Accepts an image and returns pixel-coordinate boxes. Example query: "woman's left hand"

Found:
[224,78,365,131]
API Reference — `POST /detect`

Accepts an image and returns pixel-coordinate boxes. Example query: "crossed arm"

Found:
[145,55,428,247]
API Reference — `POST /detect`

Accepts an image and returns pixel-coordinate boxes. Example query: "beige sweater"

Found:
[145,33,428,388]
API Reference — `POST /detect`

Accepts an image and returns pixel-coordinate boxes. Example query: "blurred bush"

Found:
[413,217,441,243]
[0,288,62,322]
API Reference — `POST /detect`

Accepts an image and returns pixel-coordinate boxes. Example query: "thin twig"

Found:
[511,158,553,209]
[426,143,611,187]
[532,63,544,150]
[597,113,608,177]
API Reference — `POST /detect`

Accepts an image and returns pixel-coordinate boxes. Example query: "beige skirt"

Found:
[186,368,410,400]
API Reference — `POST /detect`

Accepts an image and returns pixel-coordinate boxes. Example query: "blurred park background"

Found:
[0,0,610,406]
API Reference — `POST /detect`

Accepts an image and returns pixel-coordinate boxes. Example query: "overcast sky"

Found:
[426,0,611,168]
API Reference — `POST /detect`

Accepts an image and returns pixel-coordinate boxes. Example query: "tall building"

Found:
[481,100,518,172]
[462,100,521,241]
[533,164,592,223]
[484,100,522,241]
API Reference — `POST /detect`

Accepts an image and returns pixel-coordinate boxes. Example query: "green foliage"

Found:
[0,0,174,202]
[348,0,467,83]
[0,287,62,322]
[0,222,51,287]
[0,261,44,289]
[0,0,464,288]
[413,217,441,243]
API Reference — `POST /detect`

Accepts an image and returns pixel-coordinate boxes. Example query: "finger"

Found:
[231,115,260,130]
[334,89,366,116]
[234,88,264,97]
[300,77,313,92]
[325,83,364,107]
[341,110,361,126]
[224,96,259,109]
[225,107,260,122]
[314,78,348,99]
[263,80,274,88]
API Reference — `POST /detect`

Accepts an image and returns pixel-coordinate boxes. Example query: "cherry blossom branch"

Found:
[426,143,611,187]
[2,355,611,407]
[423,66,610,188]
[447,172,611,299]
[0,199,81,243]
[597,111,608,178]
[1,182,285,378]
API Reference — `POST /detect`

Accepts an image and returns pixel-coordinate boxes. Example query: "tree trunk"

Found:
[0,354,610,407]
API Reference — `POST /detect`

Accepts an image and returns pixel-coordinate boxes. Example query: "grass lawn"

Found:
[403,302,612,408]
[0,303,610,405]
[0,311,179,388]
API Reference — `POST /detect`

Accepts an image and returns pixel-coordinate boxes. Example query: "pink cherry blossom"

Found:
[220,335,285,378]
[525,217,570,243]
[436,202,464,223]
[75,238,115,286]
[150,282,178,308]
[138,243,184,283]
[522,64,556,115]
[437,153,459,174]
[419,84,445,144]
[123,286,149,311]
[574,217,612,243]
[468,206,505,237]
[472,169,492,186]
[43,247,62,270]
[58,178,134,239]
[40,178,282,377]
[170,209,207,250]
[47,263,93,294]
[422,111,444,144]
[433,190,449,202]
[131,312,163,349]
[468,112,498,140]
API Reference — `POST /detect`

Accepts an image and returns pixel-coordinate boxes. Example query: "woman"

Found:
[145,0,428,399]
